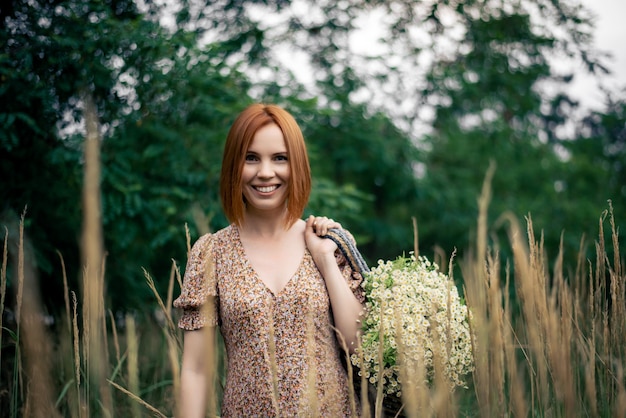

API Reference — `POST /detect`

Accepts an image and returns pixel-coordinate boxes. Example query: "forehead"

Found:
[248,123,286,151]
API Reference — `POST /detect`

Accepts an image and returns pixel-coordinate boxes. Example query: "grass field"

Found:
[1,113,624,416]
[1,194,624,417]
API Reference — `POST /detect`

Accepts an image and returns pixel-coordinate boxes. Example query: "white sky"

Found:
[189,0,626,116]
[275,0,626,115]
[571,0,626,108]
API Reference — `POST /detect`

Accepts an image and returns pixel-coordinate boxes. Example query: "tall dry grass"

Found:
[80,92,111,416]
[1,136,625,418]
[455,165,626,418]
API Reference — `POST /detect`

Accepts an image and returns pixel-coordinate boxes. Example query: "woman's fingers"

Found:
[309,215,341,236]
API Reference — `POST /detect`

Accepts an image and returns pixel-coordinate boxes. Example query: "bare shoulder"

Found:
[291,218,307,234]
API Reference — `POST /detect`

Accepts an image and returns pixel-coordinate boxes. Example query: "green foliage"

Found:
[0,1,87,305]
[100,41,254,309]
[1,0,625,315]
[562,93,626,252]
[303,102,421,261]
[415,6,625,266]
[1,0,626,415]
[2,0,407,311]
[0,0,252,309]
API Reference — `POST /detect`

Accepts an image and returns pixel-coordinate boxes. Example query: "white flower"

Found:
[351,253,475,397]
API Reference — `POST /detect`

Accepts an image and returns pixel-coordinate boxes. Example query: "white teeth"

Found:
[255,185,278,193]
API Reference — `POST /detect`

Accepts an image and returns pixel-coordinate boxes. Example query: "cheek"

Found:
[279,165,291,180]
[241,166,254,182]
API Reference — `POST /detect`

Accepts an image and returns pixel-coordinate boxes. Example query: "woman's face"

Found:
[241,123,291,215]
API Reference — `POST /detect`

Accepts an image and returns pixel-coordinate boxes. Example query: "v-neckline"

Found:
[232,225,308,297]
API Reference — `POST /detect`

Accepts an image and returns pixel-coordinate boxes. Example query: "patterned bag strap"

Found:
[324,228,370,274]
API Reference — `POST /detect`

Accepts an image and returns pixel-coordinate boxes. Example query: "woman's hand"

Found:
[304,215,341,264]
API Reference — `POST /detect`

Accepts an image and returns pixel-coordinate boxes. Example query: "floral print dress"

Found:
[174,225,364,417]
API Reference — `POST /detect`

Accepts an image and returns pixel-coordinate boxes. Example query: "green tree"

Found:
[564,92,626,248]
[0,0,248,311]
[303,101,421,262]
[417,11,561,251]
[413,4,619,265]
[0,0,390,311]
[0,0,132,308]
[3,0,621,314]
[181,0,617,263]
[99,41,254,309]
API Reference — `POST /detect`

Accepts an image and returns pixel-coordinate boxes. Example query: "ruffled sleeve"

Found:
[333,230,366,304]
[173,233,219,330]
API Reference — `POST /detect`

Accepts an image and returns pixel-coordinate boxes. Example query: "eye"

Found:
[275,154,288,162]
[245,153,258,162]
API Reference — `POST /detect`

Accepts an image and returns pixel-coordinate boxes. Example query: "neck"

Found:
[240,210,292,239]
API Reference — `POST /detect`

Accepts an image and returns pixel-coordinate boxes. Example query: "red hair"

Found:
[220,104,311,227]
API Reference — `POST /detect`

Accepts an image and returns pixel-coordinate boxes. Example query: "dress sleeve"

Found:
[173,233,219,329]
[333,230,366,304]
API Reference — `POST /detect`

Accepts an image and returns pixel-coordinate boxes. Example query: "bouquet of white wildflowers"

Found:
[350,253,474,400]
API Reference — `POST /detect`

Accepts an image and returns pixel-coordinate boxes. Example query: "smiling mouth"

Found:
[254,185,279,193]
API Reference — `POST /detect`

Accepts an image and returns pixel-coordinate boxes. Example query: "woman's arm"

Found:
[304,215,365,352]
[178,326,216,418]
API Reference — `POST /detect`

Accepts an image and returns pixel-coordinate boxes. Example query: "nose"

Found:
[257,160,275,178]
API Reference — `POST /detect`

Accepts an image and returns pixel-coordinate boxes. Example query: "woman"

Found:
[174,103,366,417]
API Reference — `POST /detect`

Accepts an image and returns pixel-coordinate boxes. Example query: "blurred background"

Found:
[1,0,624,316]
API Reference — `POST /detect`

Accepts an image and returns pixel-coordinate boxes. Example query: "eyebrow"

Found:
[245,150,288,156]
